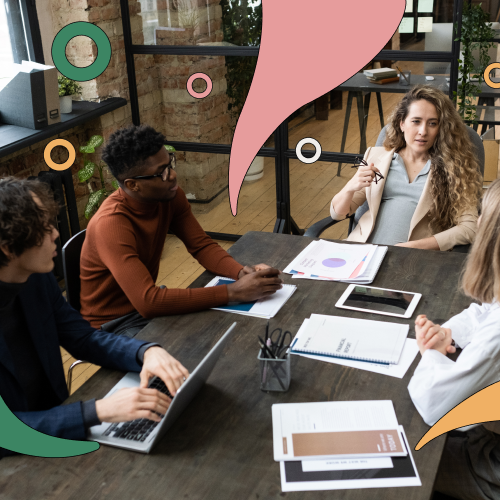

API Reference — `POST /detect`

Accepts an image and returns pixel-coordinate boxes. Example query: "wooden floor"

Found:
[63,60,499,393]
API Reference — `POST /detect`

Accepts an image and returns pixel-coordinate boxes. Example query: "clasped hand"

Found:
[95,347,190,424]
[228,264,283,303]
[415,314,456,356]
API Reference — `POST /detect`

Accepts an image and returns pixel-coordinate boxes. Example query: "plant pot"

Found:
[59,95,73,114]
[244,157,264,182]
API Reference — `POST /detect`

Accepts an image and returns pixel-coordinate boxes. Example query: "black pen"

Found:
[258,336,277,359]
[265,320,269,344]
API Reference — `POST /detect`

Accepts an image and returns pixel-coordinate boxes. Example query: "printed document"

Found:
[272,400,407,462]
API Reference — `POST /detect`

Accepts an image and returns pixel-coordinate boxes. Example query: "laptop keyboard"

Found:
[103,377,173,442]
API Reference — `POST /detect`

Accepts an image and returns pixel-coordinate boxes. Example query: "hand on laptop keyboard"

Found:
[95,376,173,425]
[102,377,175,442]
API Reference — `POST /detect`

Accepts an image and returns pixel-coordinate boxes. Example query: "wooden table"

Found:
[0,232,475,500]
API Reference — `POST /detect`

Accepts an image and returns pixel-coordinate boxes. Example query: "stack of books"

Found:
[363,67,398,85]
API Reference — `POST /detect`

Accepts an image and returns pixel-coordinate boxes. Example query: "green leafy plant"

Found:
[77,135,119,220]
[454,2,496,122]
[58,75,82,97]
[220,0,262,127]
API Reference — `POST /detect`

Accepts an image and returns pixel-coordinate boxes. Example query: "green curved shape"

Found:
[0,397,99,457]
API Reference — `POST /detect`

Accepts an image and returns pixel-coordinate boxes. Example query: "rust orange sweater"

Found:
[80,187,243,328]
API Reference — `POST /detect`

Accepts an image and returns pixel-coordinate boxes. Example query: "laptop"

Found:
[88,322,237,453]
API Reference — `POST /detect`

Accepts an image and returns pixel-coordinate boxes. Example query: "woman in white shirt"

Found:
[408,178,500,499]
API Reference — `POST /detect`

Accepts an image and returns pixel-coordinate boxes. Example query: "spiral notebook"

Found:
[290,314,408,365]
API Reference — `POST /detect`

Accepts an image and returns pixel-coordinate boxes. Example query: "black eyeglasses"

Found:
[128,153,176,182]
[351,156,384,184]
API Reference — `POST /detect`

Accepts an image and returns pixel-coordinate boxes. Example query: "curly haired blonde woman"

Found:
[330,85,483,251]
[408,179,500,499]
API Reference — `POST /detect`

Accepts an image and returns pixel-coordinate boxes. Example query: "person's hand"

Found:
[345,162,380,192]
[227,267,283,302]
[140,347,190,396]
[95,387,172,423]
[395,241,415,248]
[237,263,274,279]
[415,314,455,356]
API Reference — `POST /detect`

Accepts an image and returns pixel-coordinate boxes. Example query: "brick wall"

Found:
[0,0,235,225]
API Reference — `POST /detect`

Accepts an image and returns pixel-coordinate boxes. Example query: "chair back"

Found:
[62,229,86,311]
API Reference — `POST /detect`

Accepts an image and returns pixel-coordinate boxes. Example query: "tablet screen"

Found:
[343,286,416,315]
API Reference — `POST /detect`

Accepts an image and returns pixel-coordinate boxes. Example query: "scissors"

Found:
[269,328,292,358]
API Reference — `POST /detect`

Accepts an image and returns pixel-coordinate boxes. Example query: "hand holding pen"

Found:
[349,157,384,190]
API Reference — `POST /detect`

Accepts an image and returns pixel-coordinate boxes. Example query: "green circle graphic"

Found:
[52,22,111,82]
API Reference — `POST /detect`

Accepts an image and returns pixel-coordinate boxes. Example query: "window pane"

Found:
[132,0,262,47]
[288,61,450,153]
[160,151,276,235]
[0,0,28,79]
[134,54,274,146]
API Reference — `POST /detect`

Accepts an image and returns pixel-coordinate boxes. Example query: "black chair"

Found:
[304,125,485,255]
[62,229,88,393]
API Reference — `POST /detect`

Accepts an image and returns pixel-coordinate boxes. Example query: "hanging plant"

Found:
[454,2,495,122]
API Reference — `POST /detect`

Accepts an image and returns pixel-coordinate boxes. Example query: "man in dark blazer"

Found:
[0,177,189,458]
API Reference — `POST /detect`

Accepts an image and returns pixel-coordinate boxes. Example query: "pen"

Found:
[258,336,277,359]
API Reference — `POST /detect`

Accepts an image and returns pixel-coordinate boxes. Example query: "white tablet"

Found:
[336,284,421,318]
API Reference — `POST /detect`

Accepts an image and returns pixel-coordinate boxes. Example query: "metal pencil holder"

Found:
[257,349,291,392]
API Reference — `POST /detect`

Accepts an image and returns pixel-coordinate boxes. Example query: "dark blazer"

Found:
[0,272,148,458]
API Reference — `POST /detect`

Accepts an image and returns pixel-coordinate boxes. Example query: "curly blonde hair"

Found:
[383,85,482,232]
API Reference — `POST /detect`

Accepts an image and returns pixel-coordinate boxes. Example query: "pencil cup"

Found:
[399,70,411,86]
[258,349,291,392]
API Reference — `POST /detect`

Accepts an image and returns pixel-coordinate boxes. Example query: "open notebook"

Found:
[290,314,409,365]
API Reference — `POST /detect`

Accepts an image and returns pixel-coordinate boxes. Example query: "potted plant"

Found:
[454,2,496,122]
[58,75,82,114]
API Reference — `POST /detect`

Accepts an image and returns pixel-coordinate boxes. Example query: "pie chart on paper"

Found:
[322,258,346,268]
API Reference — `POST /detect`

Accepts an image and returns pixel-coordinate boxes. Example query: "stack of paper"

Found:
[204,277,296,319]
[273,401,421,492]
[291,317,419,379]
[283,240,387,284]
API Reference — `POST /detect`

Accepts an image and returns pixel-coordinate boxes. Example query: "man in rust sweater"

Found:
[80,125,282,336]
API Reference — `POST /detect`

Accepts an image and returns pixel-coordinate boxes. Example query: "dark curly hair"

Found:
[102,124,166,183]
[0,177,59,268]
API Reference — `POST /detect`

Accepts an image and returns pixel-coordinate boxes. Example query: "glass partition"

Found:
[134,0,262,47]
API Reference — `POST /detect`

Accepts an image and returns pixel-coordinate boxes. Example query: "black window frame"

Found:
[120,0,463,240]
[3,0,45,66]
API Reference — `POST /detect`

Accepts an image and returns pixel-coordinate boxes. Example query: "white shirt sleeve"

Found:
[408,309,500,426]
[441,302,489,349]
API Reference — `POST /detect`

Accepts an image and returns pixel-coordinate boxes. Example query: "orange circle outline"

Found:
[484,63,500,89]
[43,139,76,171]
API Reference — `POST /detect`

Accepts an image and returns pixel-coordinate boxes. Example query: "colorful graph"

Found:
[322,258,346,268]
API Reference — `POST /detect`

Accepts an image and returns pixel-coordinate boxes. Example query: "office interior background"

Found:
[0,0,498,389]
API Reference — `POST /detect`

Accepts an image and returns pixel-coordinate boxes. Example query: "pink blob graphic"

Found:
[187,73,213,99]
[228,0,405,215]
